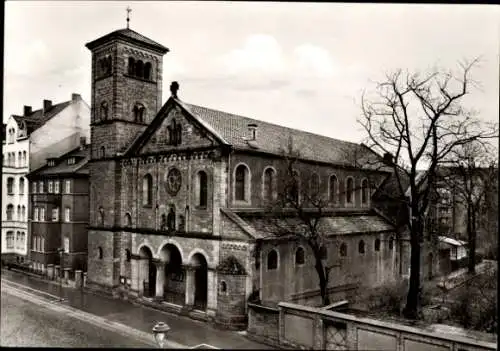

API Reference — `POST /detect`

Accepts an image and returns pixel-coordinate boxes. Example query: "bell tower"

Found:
[85,26,168,292]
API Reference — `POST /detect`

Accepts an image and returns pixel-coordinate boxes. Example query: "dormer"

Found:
[48,159,57,167]
[67,157,76,165]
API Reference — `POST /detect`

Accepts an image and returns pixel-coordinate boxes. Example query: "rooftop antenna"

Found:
[126,6,132,29]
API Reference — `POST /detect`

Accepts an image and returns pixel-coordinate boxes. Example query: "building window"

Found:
[39,181,44,193]
[99,207,105,225]
[52,208,59,222]
[22,151,27,167]
[286,169,300,204]
[65,180,71,193]
[32,182,37,193]
[295,247,305,265]
[34,207,39,221]
[48,181,53,193]
[125,213,132,227]
[310,172,320,198]
[22,206,26,221]
[100,146,105,158]
[144,62,152,80]
[40,207,45,221]
[128,57,135,75]
[98,247,103,259]
[358,240,365,254]
[329,175,338,203]
[65,207,70,222]
[6,204,14,220]
[319,245,327,260]
[18,152,21,167]
[197,171,208,208]
[41,237,45,252]
[167,206,176,231]
[361,179,369,205]
[54,181,60,194]
[126,249,131,262]
[178,215,185,232]
[17,205,21,220]
[219,281,227,294]
[374,238,381,252]
[64,237,70,253]
[263,167,276,202]
[143,174,153,206]
[19,178,25,194]
[235,164,249,202]
[267,250,278,270]
[340,243,347,257]
[389,237,394,251]
[346,177,354,204]
[100,101,109,120]
[6,231,14,248]
[7,177,14,194]
[67,158,75,165]
[135,60,144,77]
[133,103,145,123]
[167,119,182,146]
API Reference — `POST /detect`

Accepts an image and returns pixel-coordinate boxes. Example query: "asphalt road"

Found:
[1,285,151,348]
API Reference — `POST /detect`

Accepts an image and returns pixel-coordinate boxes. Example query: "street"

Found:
[1,283,151,348]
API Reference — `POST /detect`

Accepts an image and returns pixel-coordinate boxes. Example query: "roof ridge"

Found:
[185,102,360,147]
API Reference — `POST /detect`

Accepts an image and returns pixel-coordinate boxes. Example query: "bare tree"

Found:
[358,58,498,319]
[439,140,498,274]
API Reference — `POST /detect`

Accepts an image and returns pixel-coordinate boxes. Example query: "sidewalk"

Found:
[1,269,273,349]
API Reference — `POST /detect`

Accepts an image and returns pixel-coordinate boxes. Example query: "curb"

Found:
[1,282,186,349]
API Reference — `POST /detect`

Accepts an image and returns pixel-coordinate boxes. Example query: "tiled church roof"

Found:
[85,28,169,53]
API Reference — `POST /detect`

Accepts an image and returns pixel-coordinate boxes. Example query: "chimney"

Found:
[24,105,32,116]
[72,93,81,102]
[383,152,394,165]
[248,123,258,141]
[43,99,52,112]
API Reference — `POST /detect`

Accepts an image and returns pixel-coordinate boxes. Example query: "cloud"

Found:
[293,44,336,78]
[5,39,50,76]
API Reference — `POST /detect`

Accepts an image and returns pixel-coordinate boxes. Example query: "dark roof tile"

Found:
[12,101,72,134]
[86,28,168,53]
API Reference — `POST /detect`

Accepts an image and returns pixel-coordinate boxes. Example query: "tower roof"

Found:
[85,28,169,54]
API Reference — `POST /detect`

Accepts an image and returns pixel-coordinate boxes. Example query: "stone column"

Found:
[64,268,70,284]
[138,258,149,296]
[131,256,139,293]
[206,269,217,313]
[155,260,165,300]
[75,270,82,288]
[47,264,54,280]
[184,266,196,306]
[83,272,88,287]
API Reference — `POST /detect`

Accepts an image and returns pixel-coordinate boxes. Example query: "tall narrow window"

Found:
[19,178,25,194]
[64,237,70,253]
[135,60,144,78]
[319,245,327,260]
[176,124,182,145]
[100,101,109,120]
[340,243,347,257]
[167,206,176,231]
[128,57,135,75]
[287,170,300,204]
[144,62,152,80]
[6,232,14,248]
[98,247,103,259]
[54,181,60,194]
[361,179,369,205]
[374,238,381,251]
[18,152,22,167]
[143,174,153,206]
[235,165,248,201]
[133,103,145,123]
[41,237,45,252]
[39,181,44,193]
[125,213,132,227]
[358,240,365,254]
[65,180,71,193]
[329,175,337,203]
[32,182,37,194]
[52,208,59,222]
[6,204,14,220]
[7,177,14,194]
[100,146,105,158]
[198,171,208,207]
[23,151,27,167]
[346,177,354,204]
[17,205,21,220]
[34,207,39,221]
[267,250,278,270]
[40,207,45,221]
[99,207,105,225]
[22,206,26,221]
[263,168,275,202]
[310,172,320,199]
[48,181,53,193]
[65,207,70,222]
[295,247,305,265]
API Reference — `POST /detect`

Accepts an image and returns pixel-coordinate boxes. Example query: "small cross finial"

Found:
[126,6,132,29]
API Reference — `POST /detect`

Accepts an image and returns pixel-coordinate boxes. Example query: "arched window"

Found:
[267,250,278,270]
[197,171,208,207]
[167,206,176,231]
[127,57,135,75]
[7,177,14,194]
[18,152,22,167]
[144,62,152,80]
[220,281,227,294]
[295,247,305,265]
[135,60,144,78]
[340,243,347,257]
[361,179,369,204]
[346,177,354,204]
[263,167,275,202]
[17,205,21,220]
[106,55,112,75]
[287,170,300,204]
[19,177,24,194]
[389,237,394,250]
[22,206,26,221]
[100,146,105,158]
[6,204,14,220]
[374,238,381,251]
[358,240,365,254]
[143,174,153,206]
[133,103,145,123]
[235,164,248,201]
[176,124,182,145]
[310,172,320,197]
[22,151,27,167]
[100,101,109,120]
[99,207,104,225]
[126,249,131,262]
[178,215,185,232]
[98,247,103,259]
[319,245,327,260]
[125,213,132,227]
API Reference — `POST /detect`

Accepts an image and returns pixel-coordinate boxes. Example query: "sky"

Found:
[3,2,499,145]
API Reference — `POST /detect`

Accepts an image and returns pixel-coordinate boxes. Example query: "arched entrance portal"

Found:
[159,244,185,305]
[191,253,208,310]
[139,246,156,298]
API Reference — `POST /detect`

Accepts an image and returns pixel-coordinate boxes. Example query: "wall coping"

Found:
[278,302,497,349]
[248,302,280,313]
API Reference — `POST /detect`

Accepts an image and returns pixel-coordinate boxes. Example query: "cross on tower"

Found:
[126,6,132,29]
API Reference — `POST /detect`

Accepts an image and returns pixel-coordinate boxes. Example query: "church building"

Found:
[84,25,406,328]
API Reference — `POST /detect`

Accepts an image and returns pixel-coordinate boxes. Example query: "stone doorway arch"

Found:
[191,253,208,310]
[139,246,156,298]
[159,244,185,305]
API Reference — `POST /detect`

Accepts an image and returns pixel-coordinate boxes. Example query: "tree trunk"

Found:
[315,257,330,306]
[468,206,477,274]
[403,217,422,319]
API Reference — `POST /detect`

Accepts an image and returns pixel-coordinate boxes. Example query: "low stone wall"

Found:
[247,301,497,351]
